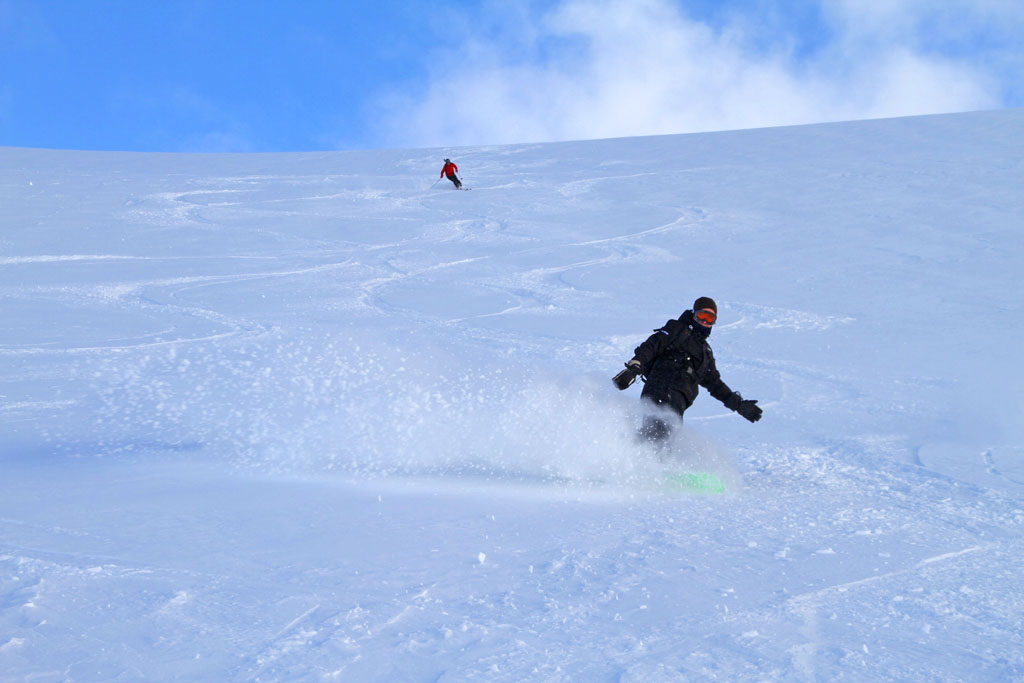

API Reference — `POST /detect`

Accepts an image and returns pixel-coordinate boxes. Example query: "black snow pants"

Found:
[638,380,696,445]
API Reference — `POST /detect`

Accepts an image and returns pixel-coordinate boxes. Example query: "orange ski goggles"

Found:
[694,308,717,326]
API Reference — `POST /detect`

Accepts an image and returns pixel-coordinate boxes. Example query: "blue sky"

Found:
[1,0,1022,152]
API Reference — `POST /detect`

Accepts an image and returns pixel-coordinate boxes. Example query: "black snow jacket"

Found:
[631,310,742,417]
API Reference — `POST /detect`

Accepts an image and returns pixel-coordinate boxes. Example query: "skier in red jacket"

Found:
[440,158,462,189]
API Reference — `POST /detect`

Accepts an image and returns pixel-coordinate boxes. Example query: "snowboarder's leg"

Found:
[640,415,671,444]
[638,387,689,448]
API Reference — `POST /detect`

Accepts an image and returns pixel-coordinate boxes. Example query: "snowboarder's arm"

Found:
[700,355,762,422]
[700,365,741,409]
[699,350,741,408]
[631,320,676,373]
[612,359,642,390]
[614,321,673,390]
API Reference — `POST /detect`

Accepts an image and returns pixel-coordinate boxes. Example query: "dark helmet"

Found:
[692,296,718,328]
[444,158,451,163]
[693,296,717,314]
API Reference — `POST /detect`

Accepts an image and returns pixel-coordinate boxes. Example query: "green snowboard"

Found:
[662,471,727,494]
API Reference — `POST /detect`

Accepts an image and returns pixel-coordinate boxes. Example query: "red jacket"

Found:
[441,161,458,178]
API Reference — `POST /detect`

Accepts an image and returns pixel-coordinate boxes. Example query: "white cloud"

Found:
[375,0,1020,148]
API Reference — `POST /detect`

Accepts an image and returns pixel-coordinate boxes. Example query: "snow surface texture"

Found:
[2,109,1023,681]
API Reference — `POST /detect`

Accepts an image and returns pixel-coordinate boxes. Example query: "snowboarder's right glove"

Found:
[736,399,762,423]
[612,360,642,390]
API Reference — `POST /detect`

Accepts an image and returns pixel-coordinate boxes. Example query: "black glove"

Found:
[612,360,642,390]
[736,399,762,423]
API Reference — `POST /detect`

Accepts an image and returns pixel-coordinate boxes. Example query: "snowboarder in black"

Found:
[613,296,762,442]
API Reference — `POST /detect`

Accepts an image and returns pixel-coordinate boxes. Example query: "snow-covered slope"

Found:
[1,109,1022,681]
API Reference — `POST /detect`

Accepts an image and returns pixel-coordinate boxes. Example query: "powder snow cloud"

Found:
[374,0,1023,147]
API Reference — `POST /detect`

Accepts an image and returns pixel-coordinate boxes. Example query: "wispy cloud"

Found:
[375,0,1022,147]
